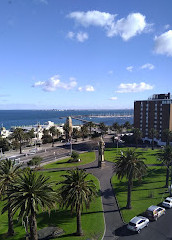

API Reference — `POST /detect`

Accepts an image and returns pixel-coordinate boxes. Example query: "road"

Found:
[17,141,96,166]
[116,207,172,240]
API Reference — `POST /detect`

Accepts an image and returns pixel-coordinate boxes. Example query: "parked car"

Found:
[145,205,166,221]
[28,148,38,155]
[127,216,149,233]
[162,197,172,208]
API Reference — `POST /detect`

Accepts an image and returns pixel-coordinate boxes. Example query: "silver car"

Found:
[162,197,172,208]
[127,216,149,233]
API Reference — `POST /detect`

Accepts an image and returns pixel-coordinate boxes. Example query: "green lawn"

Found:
[105,147,161,165]
[0,170,104,240]
[111,166,169,223]
[43,152,96,169]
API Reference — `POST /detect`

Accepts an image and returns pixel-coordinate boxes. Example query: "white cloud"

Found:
[68,11,151,41]
[78,85,95,92]
[76,32,88,42]
[108,13,150,40]
[126,66,133,72]
[141,63,155,70]
[67,31,88,42]
[68,10,115,28]
[32,81,45,87]
[109,96,118,100]
[154,30,172,56]
[116,82,154,93]
[32,75,77,92]
[67,31,75,39]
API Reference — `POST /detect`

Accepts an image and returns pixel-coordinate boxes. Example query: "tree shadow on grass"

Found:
[58,233,77,239]
[0,219,25,240]
[113,168,167,197]
[148,152,161,157]
[37,209,74,229]
[36,209,79,239]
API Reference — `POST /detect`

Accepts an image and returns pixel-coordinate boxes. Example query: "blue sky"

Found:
[0,0,172,110]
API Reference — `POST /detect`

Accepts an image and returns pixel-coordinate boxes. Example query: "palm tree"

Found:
[63,123,72,142]
[3,169,58,240]
[85,122,95,138]
[49,126,57,147]
[163,129,172,146]
[58,168,97,236]
[25,128,35,146]
[11,128,25,154]
[56,128,61,140]
[123,121,131,131]
[149,128,158,150]
[80,125,88,141]
[158,145,172,187]
[72,127,80,142]
[0,159,21,236]
[115,148,147,209]
[99,122,108,136]
[133,128,142,148]
[112,122,120,132]
[42,129,52,144]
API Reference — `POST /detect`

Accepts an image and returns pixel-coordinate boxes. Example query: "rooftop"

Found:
[148,93,171,100]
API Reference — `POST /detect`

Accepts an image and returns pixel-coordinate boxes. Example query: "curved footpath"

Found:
[81,154,124,240]
[42,152,124,240]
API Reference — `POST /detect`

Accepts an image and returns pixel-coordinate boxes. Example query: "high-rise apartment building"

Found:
[134,93,172,143]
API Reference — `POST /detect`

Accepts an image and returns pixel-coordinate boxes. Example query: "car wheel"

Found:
[155,218,158,221]
[146,223,149,227]
[137,230,140,234]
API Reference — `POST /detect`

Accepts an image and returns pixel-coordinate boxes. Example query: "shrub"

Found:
[68,151,79,163]
[27,156,42,167]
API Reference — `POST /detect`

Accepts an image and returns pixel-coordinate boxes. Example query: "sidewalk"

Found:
[82,154,124,240]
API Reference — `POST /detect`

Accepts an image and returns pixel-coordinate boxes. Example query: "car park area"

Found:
[118,201,172,240]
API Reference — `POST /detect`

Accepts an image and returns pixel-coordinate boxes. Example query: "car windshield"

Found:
[157,208,162,212]
[129,222,136,226]
[165,200,170,203]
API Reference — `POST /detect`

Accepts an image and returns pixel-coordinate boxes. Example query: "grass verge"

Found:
[43,152,96,169]
[111,166,169,223]
[105,147,161,165]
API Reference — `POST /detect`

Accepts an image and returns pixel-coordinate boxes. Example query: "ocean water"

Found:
[0,110,133,130]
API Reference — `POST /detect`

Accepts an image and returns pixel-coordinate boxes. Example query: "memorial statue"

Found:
[98,136,105,167]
